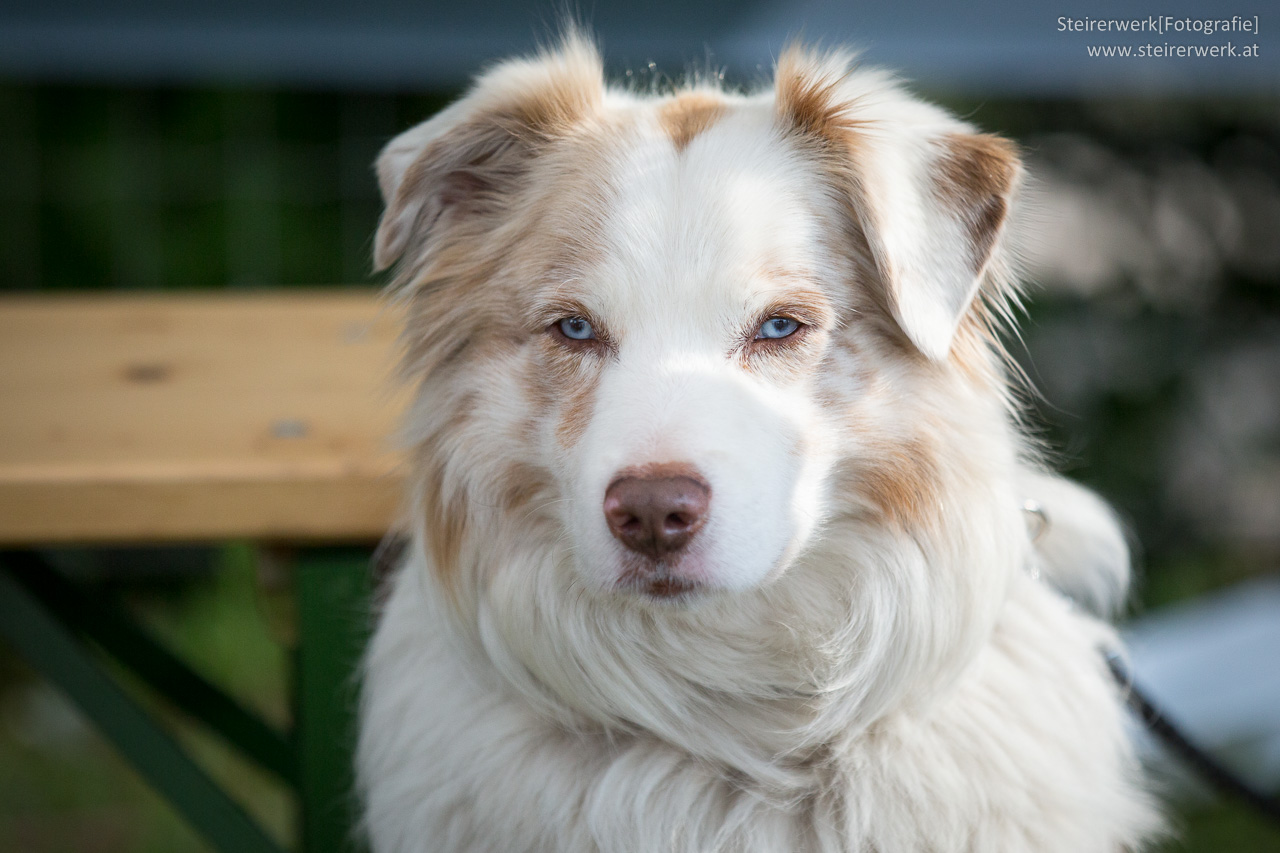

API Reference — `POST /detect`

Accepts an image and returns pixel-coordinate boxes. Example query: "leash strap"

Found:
[1104,649,1280,826]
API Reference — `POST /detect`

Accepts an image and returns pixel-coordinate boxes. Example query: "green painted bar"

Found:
[0,566,287,853]
[10,558,297,785]
[296,548,374,853]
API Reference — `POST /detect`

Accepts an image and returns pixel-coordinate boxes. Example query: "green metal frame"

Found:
[296,549,374,853]
[8,557,297,784]
[0,547,374,853]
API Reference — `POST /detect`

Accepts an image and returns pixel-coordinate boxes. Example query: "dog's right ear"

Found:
[373,33,603,271]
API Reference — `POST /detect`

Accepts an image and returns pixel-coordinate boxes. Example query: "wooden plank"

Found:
[0,291,410,544]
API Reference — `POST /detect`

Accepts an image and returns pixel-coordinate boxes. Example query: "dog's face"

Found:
[376,37,1021,611]
[536,117,844,599]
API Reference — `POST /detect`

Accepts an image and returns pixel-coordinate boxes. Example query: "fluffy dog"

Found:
[358,33,1161,852]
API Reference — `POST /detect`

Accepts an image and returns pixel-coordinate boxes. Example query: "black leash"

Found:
[1105,650,1280,826]
[1022,501,1279,826]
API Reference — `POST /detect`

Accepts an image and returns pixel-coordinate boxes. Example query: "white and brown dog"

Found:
[358,33,1162,852]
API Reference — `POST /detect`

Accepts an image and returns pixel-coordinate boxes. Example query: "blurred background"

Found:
[1,1,1277,850]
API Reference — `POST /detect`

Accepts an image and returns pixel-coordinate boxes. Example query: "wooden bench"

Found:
[0,291,409,853]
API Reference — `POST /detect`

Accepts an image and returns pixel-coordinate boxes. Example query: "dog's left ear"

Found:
[775,49,1022,360]
[853,131,1021,360]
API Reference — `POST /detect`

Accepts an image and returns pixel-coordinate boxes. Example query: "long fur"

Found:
[358,33,1162,852]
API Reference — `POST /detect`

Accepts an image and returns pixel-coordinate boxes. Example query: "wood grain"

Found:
[0,291,410,544]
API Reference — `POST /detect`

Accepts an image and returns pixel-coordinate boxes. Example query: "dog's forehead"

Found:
[556,101,833,328]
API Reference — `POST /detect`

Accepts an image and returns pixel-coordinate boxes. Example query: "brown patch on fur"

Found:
[494,82,599,146]
[416,443,471,589]
[397,270,506,381]
[498,461,552,513]
[935,134,1017,208]
[658,93,726,152]
[556,378,598,448]
[858,438,941,529]
[934,133,1019,276]
[490,36,604,142]
[524,293,609,452]
[774,46,854,142]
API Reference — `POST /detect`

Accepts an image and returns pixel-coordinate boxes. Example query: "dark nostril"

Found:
[663,511,699,535]
[603,472,710,561]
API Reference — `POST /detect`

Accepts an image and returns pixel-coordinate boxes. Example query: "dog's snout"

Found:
[603,473,710,560]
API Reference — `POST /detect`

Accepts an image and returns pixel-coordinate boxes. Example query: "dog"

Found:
[357,32,1162,852]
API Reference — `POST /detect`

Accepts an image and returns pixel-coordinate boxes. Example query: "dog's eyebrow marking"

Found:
[658,93,727,153]
[756,270,836,325]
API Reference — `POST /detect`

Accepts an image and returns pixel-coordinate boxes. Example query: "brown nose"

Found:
[603,473,711,561]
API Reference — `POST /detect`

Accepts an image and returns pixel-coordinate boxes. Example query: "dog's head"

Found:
[377,35,1023,610]
[375,38,1042,764]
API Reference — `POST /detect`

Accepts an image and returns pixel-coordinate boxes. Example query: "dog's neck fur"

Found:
[412,365,1027,796]
[369,510,1155,852]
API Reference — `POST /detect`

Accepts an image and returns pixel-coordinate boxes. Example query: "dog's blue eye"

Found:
[559,317,595,341]
[756,317,800,340]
